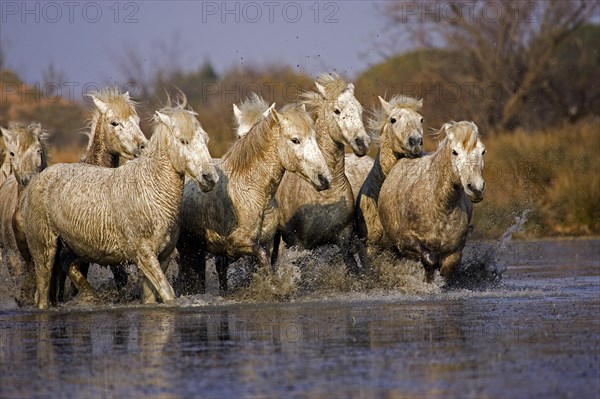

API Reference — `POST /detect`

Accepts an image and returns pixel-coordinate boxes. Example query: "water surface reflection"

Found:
[1,239,599,398]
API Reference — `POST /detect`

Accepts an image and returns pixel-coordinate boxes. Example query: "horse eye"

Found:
[452,150,458,156]
[334,109,341,115]
[180,139,187,145]
[110,121,119,127]
[9,152,14,157]
[291,138,300,144]
[390,118,396,124]
[420,118,424,123]
[482,149,486,155]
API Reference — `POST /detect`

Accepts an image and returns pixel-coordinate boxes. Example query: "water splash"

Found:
[450,209,531,289]
[229,244,443,302]
[498,209,531,252]
[5,211,535,309]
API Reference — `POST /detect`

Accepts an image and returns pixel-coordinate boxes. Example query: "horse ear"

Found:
[263,103,276,119]
[232,103,242,123]
[0,126,12,142]
[441,122,454,139]
[155,111,172,128]
[346,83,355,94]
[264,103,281,124]
[271,109,282,124]
[89,95,109,115]
[416,98,424,110]
[123,91,130,100]
[315,82,327,97]
[28,122,43,138]
[300,103,307,112]
[378,96,392,114]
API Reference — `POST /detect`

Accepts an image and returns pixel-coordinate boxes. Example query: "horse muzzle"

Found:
[314,173,331,192]
[198,172,218,192]
[468,194,484,203]
[466,182,485,203]
[408,136,423,156]
[352,136,370,157]
[192,165,218,192]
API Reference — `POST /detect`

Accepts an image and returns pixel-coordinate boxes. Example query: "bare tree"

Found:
[384,0,598,131]
[112,35,186,102]
[41,62,67,98]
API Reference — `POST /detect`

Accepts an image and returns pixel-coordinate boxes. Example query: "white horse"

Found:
[23,97,218,309]
[0,122,47,306]
[355,95,424,269]
[55,87,148,301]
[177,99,331,295]
[274,74,370,273]
[378,121,485,283]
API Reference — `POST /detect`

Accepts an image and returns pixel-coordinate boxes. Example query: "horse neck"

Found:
[364,127,403,200]
[430,144,463,209]
[223,122,284,202]
[378,126,401,177]
[84,113,119,167]
[315,107,347,185]
[140,128,184,198]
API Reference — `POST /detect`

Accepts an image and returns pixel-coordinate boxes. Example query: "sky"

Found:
[1,1,402,98]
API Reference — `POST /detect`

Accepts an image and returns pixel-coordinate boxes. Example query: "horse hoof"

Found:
[424,269,435,284]
[143,295,158,305]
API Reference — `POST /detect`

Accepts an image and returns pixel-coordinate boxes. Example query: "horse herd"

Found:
[0,73,486,310]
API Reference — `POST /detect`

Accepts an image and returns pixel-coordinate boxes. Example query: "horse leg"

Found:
[338,226,360,275]
[137,247,175,304]
[53,247,90,303]
[67,262,97,301]
[32,237,59,310]
[50,246,68,304]
[230,228,270,272]
[143,253,175,303]
[17,260,37,307]
[420,249,438,284]
[141,280,157,304]
[176,235,206,295]
[252,242,270,271]
[110,264,128,290]
[439,252,461,283]
[215,256,229,295]
[399,238,438,284]
[270,230,281,268]
[356,238,372,274]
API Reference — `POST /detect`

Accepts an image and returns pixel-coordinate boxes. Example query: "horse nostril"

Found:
[409,136,421,147]
[467,183,484,197]
[202,173,214,184]
[318,173,330,190]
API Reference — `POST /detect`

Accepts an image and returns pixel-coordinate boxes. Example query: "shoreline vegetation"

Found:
[2,67,597,240]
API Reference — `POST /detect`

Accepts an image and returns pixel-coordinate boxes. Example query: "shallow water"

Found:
[1,238,599,398]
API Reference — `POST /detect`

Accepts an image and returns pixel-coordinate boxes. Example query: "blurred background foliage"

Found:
[1,0,598,238]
